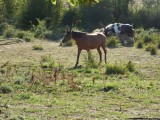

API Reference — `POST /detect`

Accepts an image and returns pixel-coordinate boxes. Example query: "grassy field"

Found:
[0,40,160,120]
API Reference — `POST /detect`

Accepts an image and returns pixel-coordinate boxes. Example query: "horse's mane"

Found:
[72,31,87,38]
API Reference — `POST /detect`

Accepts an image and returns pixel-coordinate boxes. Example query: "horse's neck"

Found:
[72,32,85,42]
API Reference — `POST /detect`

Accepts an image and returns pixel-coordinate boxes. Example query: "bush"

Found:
[40,55,55,70]
[145,44,157,55]
[33,45,43,50]
[126,61,135,72]
[105,61,135,75]
[0,85,12,94]
[158,41,160,49]
[143,35,152,44]
[3,25,16,38]
[105,63,126,75]
[83,52,98,69]
[30,19,47,38]
[136,41,143,48]
[16,30,25,39]
[150,47,157,55]
[63,40,75,46]
[106,36,119,47]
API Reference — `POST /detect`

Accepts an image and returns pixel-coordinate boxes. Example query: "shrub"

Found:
[106,36,119,47]
[30,19,47,38]
[16,30,25,39]
[126,61,135,72]
[145,44,155,51]
[145,44,157,55]
[105,63,126,75]
[40,55,55,70]
[83,52,98,69]
[33,45,43,50]
[24,36,32,42]
[150,47,157,55]
[101,83,118,92]
[0,85,12,94]
[3,25,16,38]
[125,38,134,46]
[143,35,152,44]
[17,93,30,100]
[63,40,75,46]
[136,41,143,48]
[158,41,160,49]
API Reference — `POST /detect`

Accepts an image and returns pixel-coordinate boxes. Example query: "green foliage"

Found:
[106,36,119,48]
[126,61,135,72]
[33,45,43,50]
[105,63,126,75]
[105,61,135,75]
[136,41,143,49]
[40,55,55,70]
[143,35,152,44]
[0,85,12,94]
[101,83,118,92]
[3,24,16,38]
[145,44,157,55]
[17,93,31,100]
[30,19,47,38]
[83,52,98,69]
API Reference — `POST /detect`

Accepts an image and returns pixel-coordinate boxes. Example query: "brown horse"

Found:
[62,30,107,67]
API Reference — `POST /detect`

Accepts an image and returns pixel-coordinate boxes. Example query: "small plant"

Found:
[158,41,160,49]
[24,36,32,42]
[105,63,126,75]
[17,93,31,100]
[106,36,119,47]
[143,35,152,44]
[150,47,157,55]
[16,30,25,39]
[83,52,98,69]
[125,38,134,46]
[40,55,55,70]
[99,82,118,92]
[33,45,43,50]
[0,85,12,94]
[64,40,75,46]
[136,41,143,48]
[30,19,47,38]
[126,61,135,72]
[4,25,16,38]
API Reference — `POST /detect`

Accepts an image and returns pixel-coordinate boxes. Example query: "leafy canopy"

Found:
[51,0,100,6]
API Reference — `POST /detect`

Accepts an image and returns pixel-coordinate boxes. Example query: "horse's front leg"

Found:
[75,48,81,67]
[97,47,102,62]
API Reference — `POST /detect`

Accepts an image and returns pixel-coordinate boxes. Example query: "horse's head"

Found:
[104,24,115,37]
[62,30,72,43]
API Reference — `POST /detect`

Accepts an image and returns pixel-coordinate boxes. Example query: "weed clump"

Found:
[105,61,135,75]
[105,63,126,75]
[0,85,12,94]
[33,45,43,50]
[106,36,119,47]
[100,83,118,92]
[145,44,157,55]
[83,52,98,69]
[136,41,143,48]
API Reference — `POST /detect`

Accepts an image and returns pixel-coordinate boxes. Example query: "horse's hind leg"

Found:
[97,47,102,62]
[75,48,82,67]
[101,45,107,63]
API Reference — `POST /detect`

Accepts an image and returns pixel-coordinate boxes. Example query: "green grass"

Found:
[0,40,160,119]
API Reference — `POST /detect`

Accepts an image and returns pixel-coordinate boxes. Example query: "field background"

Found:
[0,40,160,119]
[0,0,160,119]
